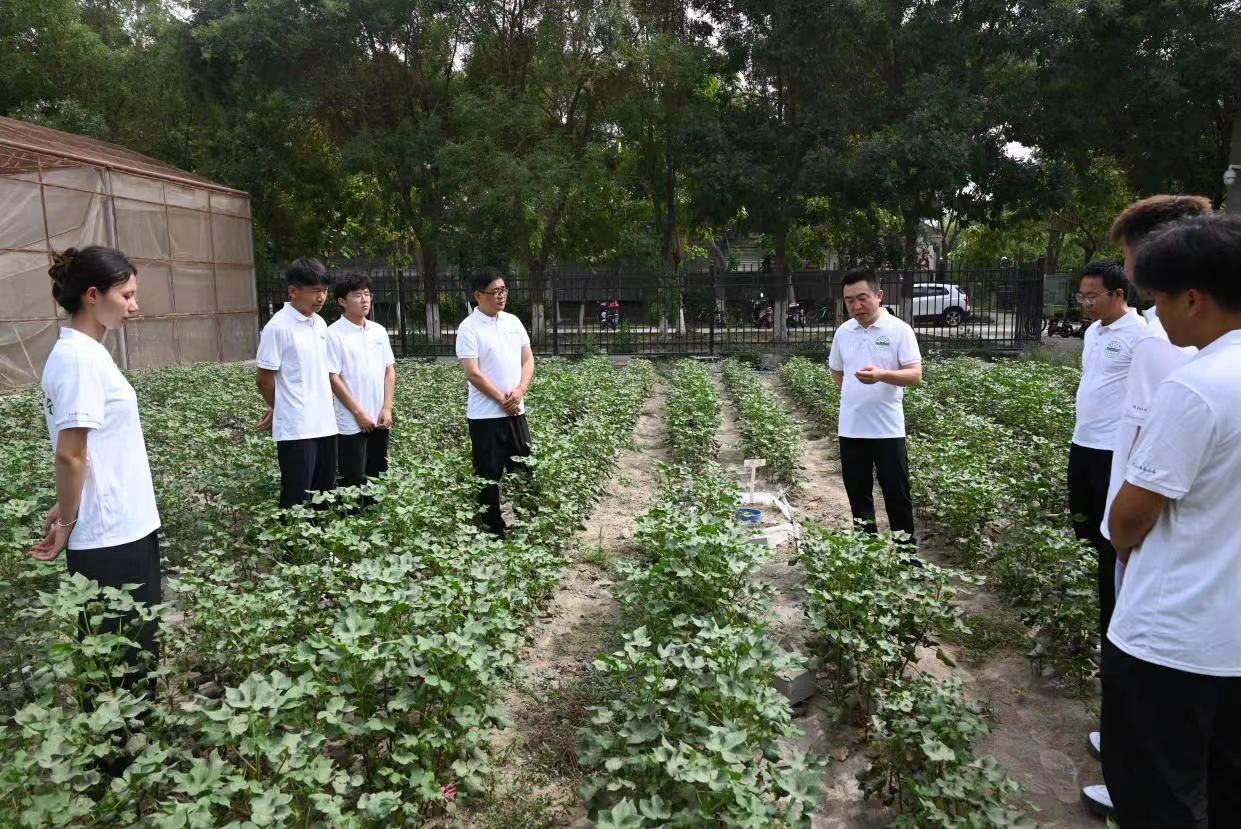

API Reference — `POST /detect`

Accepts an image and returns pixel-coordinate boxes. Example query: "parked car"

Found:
[901,282,971,326]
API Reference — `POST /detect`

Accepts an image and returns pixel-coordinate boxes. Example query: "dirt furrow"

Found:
[468,375,671,827]
[767,373,1099,828]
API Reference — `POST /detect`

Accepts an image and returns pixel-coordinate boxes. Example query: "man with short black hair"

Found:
[256,258,338,508]
[828,268,922,539]
[327,274,396,490]
[1069,259,1144,640]
[1104,213,1241,827]
[1081,195,1212,818]
[455,270,534,537]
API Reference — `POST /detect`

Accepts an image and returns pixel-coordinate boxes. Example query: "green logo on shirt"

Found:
[1105,341,1123,356]
[875,335,892,347]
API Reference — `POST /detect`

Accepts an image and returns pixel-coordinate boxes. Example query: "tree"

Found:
[1013,0,1241,205]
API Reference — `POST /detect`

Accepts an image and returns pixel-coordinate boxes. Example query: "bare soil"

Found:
[469,379,672,827]
[767,373,1100,828]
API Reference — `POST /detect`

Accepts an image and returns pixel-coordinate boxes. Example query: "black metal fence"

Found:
[258,263,1047,357]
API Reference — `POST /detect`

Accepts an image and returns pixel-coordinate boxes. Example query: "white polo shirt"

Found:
[828,310,922,439]
[1101,310,1195,540]
[326,317,396,435]
[40,327,161,551]
[1107,329,1241,676]
[1072,308,1145,450]
[455,308,530,420]
[256,303,337,442]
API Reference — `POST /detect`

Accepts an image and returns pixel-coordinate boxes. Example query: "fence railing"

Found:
[258,265,1048,357]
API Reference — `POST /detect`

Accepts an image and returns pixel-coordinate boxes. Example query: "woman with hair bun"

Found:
[31,245,162,696]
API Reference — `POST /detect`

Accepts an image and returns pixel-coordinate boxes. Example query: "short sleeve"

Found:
[382,333,396,367]
[828,335,843,371]
[1123,339,1191,427]
[45,353,105,431]
[256,322,283,370]
[325,329,343,375]
[1125,381,1214,499]
[897,324,922,367]
[514,318,531,348]
[455,321,478,359]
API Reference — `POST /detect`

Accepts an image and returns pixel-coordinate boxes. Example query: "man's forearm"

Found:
[256,372,276,408]
[465,369,507,402]
[383,367,396,411]
[518,356,534,393]
[882,366,923,387]
[831,369,844,389]
[329,374,364,417]
[1109,482,1166,555]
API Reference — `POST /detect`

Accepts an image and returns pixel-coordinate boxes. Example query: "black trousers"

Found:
[468,415,532,536]
[1069,442,1118,636]
[337,428,390,489]
[276,435,337,508]
[66,530,161,697]
[838,436,915,539]
[1102,639,1241,827]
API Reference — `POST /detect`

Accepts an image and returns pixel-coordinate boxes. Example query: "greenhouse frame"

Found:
[0,116,257,389]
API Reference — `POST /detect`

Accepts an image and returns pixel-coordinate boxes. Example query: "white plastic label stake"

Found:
[743,458,766,497]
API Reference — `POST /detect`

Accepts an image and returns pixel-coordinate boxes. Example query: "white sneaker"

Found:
[1088,731,1102,761]
[1081,784,1114,819]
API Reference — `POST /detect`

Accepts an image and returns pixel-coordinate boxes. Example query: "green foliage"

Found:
[720,360,800,484]
[863,676,1036,829]
[663,361,721,466]
[0,357,654,825]
[578,421,825,825]
[780,355,1098,685]
[779,356,840,435]
[800,529,973,715]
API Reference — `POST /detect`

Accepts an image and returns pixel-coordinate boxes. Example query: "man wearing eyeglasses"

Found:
[456,269,535,537]
[1071,260,1145,643]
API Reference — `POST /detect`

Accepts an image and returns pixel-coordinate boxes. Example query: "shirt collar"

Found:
[472,307,501,324]
[281,302,317,324]
[1143,306,1159,322]
[340,315,368,331]
[1195,328,1241,359]
[1101,307,1142,331]
[58,325,110,353]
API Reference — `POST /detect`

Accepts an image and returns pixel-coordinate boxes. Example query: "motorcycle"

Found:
[787,302,806,329]
[1043,314,1088,338]
[598,299,621,330]
[752,297,775,328]
[751,293,806,329]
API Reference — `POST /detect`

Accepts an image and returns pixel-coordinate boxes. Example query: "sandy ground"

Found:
[471,379,672,827]
[472,366,1101,827]
[766,372,1099,828]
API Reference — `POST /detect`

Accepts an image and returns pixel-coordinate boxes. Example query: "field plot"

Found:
[0,354,1102,828]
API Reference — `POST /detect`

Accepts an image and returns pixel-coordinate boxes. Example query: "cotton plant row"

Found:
[778,356,840,435]
[662,360,721,466]
[781,357,1097,686]
[720,359,801,484]
[578,462,825,827]
[0,357,654,827]
[799,528,1034,828]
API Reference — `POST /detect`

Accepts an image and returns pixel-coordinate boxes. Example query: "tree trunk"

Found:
[774,224,789,343]
[421,245,441,343]
[1044,227,1064,276]
[529,261,547,345]
[901,209,920,269]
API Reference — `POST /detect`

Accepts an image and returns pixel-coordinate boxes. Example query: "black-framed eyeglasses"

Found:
[479,287,509,297]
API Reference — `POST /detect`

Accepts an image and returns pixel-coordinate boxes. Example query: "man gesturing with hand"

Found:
[456,269,535,537]
[828,268,923,541]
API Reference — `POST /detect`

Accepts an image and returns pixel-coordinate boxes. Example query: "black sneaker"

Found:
[1081,784,1114,820]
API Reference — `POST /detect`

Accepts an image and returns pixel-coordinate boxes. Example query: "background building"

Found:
[0,117,257,389]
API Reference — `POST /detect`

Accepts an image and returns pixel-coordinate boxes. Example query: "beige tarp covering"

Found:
[0,117,258,388]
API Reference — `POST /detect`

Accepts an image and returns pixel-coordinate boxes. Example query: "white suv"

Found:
[906,283,971,326]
